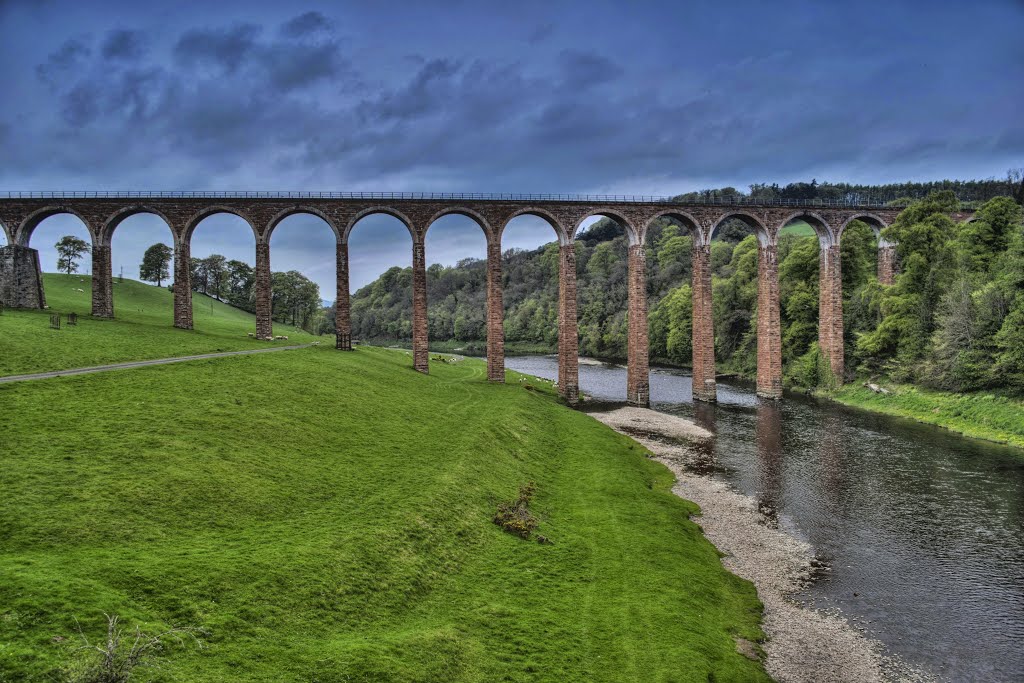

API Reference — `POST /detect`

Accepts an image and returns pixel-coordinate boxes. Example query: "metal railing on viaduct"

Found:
[0,193,977,406]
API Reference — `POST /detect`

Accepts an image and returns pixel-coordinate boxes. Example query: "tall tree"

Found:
[55,236,90,275]
[139,243,173,287]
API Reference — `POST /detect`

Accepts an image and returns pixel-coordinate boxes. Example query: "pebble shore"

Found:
[589,406,934,683]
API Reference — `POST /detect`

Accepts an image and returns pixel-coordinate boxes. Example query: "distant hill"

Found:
[0,273,319,376]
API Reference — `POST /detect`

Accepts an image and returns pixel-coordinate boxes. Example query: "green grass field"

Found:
[0,278,770,681]
[833,383,1024,450]
[0,274,319,376]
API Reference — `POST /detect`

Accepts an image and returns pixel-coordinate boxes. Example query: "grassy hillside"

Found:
[0,274,319,376]
[0,344,769,681]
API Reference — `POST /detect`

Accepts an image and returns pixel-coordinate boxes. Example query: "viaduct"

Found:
[0,192,975,406]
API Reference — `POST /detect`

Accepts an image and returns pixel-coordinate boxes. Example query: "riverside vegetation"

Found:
[0,279,770,681]
[344,181,1024,447]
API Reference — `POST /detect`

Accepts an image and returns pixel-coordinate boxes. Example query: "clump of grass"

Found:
[64,614,204,683]
[493,482,541,540]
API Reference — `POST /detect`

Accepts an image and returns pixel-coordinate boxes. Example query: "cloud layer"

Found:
[2,0,1021,293]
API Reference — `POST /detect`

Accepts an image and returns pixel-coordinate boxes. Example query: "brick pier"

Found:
[0,193,968,402]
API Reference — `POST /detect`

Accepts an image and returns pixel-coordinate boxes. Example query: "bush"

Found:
[493,482,541,540]
[64,614,204,683]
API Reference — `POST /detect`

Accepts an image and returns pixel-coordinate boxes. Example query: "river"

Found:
[504,356,1024,683]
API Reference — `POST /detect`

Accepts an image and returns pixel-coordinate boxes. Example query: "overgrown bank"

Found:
[829,384,1024,450]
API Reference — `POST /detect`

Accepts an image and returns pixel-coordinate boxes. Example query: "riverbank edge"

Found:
[586,406,933,683]
[824,383,1024,452]
[365,340,1024,451]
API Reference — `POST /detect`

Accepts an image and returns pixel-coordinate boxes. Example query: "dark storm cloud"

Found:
[558,50,623,90]
[279,10,332,37]
[101,28,144,60]
[35,38,90,84]
[3,1,1023,195]
[173,23,260,74]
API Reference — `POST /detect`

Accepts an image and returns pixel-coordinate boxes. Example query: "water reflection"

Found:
[504,356,1024,683]
[756,400,783,524]
[690,401,718,474]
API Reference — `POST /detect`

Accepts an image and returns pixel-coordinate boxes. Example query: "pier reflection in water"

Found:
[504,356,1024,683]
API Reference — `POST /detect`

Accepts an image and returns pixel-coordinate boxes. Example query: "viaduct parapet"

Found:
[0,192,976,405]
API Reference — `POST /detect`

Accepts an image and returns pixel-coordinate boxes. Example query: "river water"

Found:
[505,356,1024,683]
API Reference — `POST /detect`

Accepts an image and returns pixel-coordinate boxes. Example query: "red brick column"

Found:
[877,244,897,286]
[255,241,273,340]
[756,243,783,399]
[90,243,114,318]
[412,240,429,373]
[486,239,505,382]
[626,244,650,407]
[335,241,352,350]
[557,242,579,404]
[173,237,192,330]
[819,244,844,380]
[691,242,716,402]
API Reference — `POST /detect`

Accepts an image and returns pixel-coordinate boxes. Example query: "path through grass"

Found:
[0,274,319,376]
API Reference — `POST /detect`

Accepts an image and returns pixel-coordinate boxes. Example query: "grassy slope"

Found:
[0,274,319,376]
[0,281,770,682]
[832,384,1024,450]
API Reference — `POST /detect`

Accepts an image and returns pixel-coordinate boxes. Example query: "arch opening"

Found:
[109,213,176,290]
[778,212,833,249]
[711,212,771,246]
[423,214,489,352]
[343,207,414,244]
[26,213,93,276]
[707,215,768,375]
[839,219,883,348]
[188,213,259,317]
[183,207,258,245]
[500,215,566,356]
[266,208,340,243]
[574,215,635,361]
[644,214,697,369]
[346,213,415,345]
[268,213,336,335]
[19,208,92,248]
[842,213,889,247]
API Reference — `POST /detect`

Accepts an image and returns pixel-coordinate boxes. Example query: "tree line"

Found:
[185,254,323,331]
[346,182,1024,395]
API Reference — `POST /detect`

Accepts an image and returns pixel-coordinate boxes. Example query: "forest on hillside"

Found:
[342,178,1024,394]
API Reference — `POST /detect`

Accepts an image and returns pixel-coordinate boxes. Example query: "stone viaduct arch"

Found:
[99,206,177,319]
[0,193,966,406]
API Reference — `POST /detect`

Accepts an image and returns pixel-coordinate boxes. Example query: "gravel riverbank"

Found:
[588,406,934,683]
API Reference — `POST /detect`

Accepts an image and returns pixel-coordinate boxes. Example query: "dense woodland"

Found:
[345,177,1024,395]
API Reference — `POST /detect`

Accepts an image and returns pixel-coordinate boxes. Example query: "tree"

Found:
[55,236,90,275]
[204,255,228,300]
[139,243,173,287]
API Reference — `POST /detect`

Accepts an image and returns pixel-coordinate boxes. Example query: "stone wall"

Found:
[0,245,46,309]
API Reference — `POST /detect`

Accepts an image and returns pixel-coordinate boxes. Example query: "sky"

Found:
[1,0,1021,294]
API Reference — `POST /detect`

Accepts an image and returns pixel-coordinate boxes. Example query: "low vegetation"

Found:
[832,383,1024,450]
[0,279,770,681]
[0,273,317,376]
